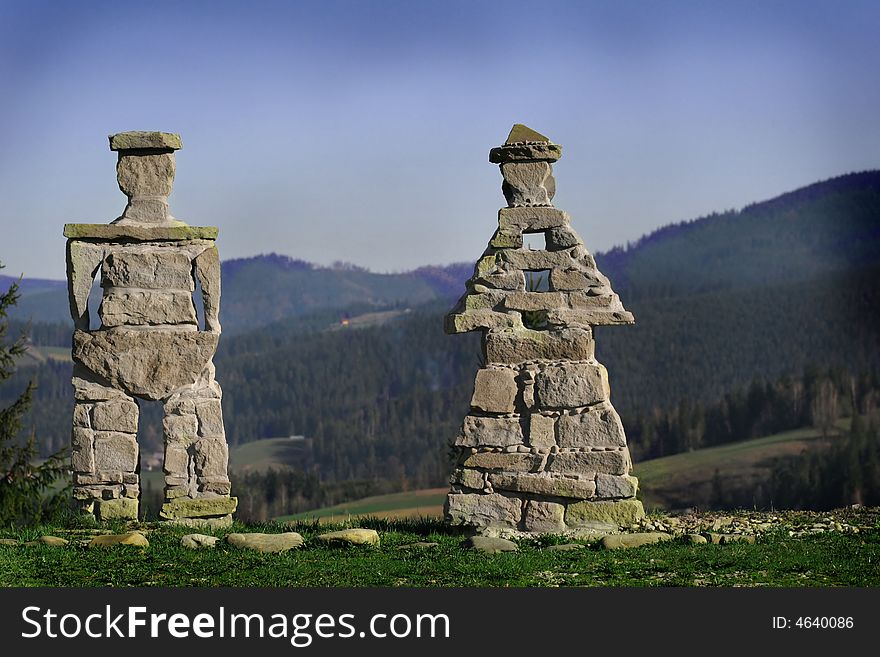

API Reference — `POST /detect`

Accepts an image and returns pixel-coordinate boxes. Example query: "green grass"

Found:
[38,345,72,361]
[228,436,306,472]
[16,344,72,366]
[139,468,165,490]
[137,437,306,481]
[281,426,833,521]
[278,489,447,522]
[1,517,878,587]
[327,309,410,331]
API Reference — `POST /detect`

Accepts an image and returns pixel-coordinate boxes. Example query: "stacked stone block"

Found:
[65,131,236,526]
[444,125,642,532]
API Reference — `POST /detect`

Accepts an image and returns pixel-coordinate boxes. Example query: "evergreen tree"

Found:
[810,378,840,439]
[710,468,725,508]
[0,262,69,526]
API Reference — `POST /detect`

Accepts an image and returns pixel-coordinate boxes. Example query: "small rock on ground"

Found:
[226,532,304,553]
[89,532,149,548]
[398,541,439,550]
[462,536,518,554]
[716,533,756,545]
[165,516,233,530]
[576,520,618,533]
[316,529,380,547]
[601,532,672,550]
[181,533,219,549]
[568,528,612,542]
[683,534,708,545]
[543,543,585,552]
[705,532,758,545]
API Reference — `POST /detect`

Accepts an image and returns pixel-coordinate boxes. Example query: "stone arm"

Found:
[66,241,105,331]
[193,246,221,333]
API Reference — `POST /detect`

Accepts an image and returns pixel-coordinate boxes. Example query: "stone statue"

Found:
[64,131,236,526]
[444,124,643,532]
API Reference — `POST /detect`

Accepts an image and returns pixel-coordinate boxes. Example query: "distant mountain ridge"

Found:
[0,275,65,295]
[596,170,880,299]
[4,169,880,493]
[4,253,472,333]
[216,256,468,332]
[5,169,880,332]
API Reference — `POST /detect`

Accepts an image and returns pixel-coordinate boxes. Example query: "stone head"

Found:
[109,131,183,226]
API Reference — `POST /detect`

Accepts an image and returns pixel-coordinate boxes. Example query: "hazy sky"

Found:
[1,0,878,280]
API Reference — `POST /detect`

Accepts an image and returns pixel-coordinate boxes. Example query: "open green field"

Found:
[280,426,833,521]
[278,488,447,523]
[1,511,878,587]
[327,308,410,331]
[17,344,71,365]
[634,427,830,509]
[228,436,306,472]
[135,437,307,491]
[136,438,307,516]
[113,424,841,524]
[142,437,307,488]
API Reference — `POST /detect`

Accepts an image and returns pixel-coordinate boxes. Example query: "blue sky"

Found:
[1,0,878,279]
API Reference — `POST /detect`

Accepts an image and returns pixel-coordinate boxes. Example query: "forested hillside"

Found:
[598,170,880,299]
[217,255,455,333]
[8,171,879,331]
[2,254,468,334]
[2,170,879,512]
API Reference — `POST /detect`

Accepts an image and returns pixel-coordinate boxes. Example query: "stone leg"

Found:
[159,364,236,527]
[70,377,140,522]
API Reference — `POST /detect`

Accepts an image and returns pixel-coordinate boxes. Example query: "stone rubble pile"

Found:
[444,125,640,532]
[632,511,865,538]
[65,131,236,527]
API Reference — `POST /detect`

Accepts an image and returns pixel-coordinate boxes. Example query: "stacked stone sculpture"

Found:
[65,131,236,526]
[444,124,643,532]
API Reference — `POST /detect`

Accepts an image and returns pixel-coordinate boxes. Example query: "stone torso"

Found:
[98,244,201,330]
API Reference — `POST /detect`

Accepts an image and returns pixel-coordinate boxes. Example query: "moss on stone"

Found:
[109,131,182,151]
[95,498,139,521]
[474,254,498,278]
[64,224,218,241]
[160,496,238,520]
[565,499,645,527]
